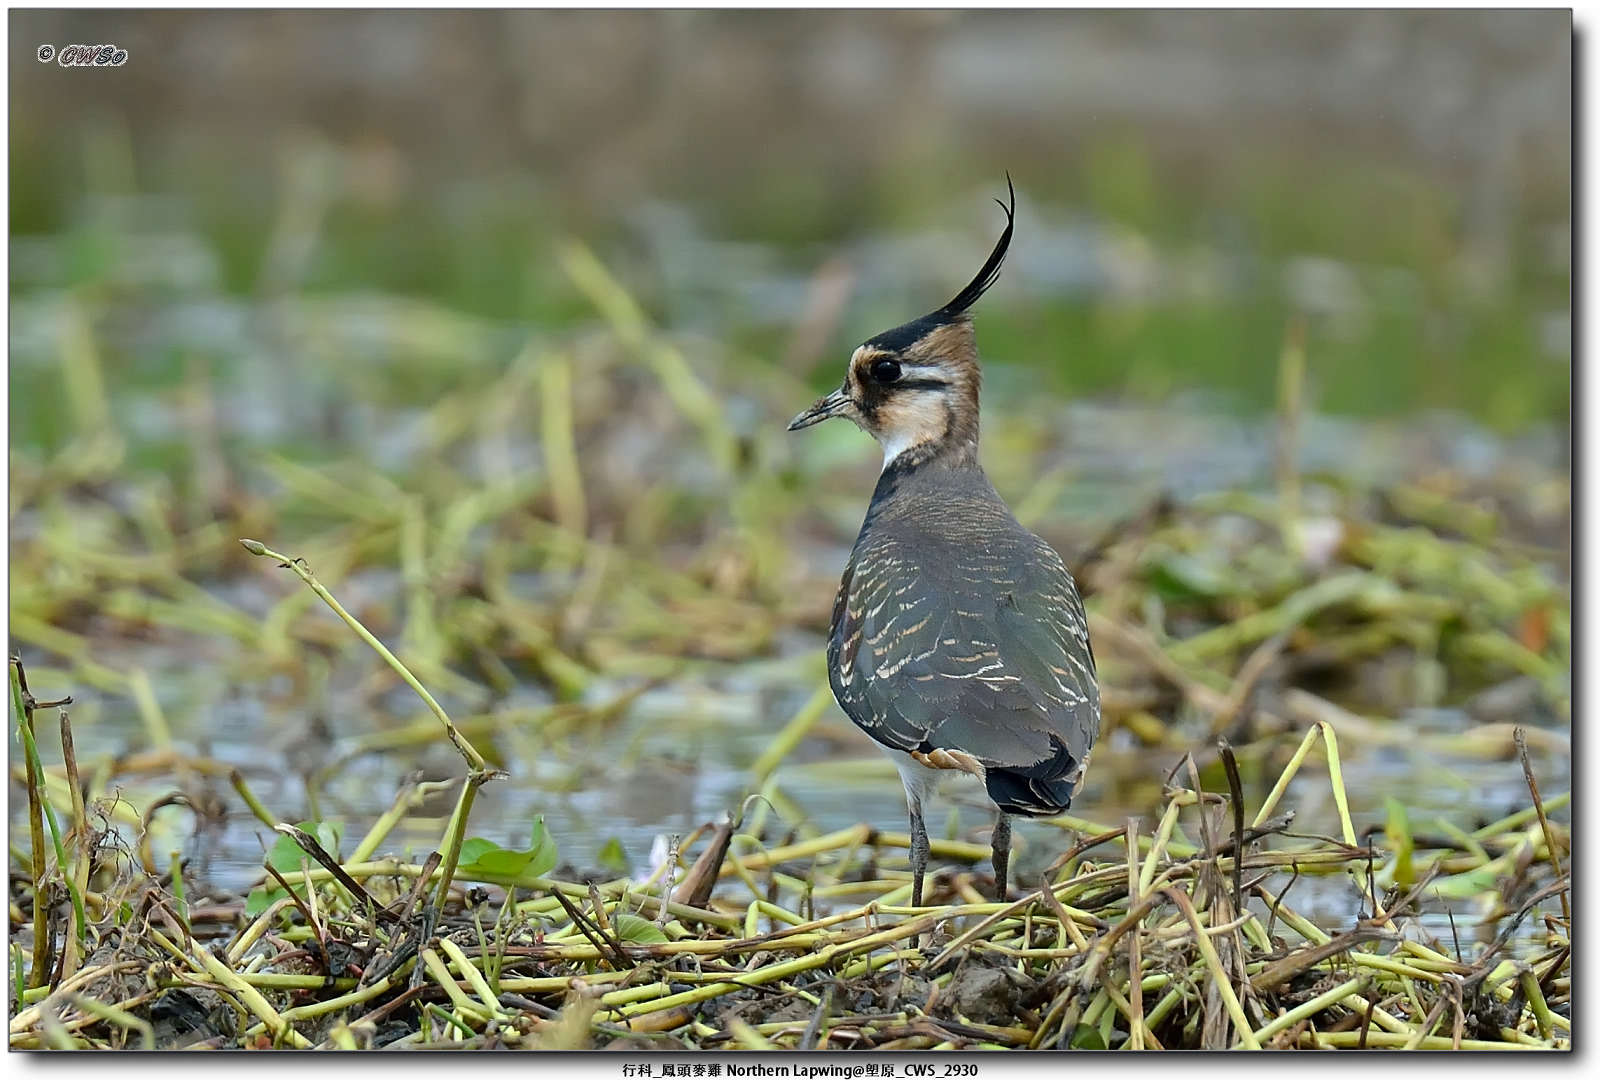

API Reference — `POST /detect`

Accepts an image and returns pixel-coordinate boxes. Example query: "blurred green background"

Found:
[8,10,1572,899]
[11,10,1571,441]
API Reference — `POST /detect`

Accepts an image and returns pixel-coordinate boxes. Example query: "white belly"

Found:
[880,744,981,811]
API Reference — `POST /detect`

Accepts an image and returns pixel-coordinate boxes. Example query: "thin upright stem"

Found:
[239,539,486,772]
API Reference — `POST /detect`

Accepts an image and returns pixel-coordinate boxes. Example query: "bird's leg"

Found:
[908,799,930,909]
[990,812,1012,902]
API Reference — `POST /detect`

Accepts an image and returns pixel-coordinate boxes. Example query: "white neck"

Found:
[881,432,927,471]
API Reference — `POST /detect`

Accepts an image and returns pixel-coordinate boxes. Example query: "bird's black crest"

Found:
[936,173,1016,320]
[864,174,1016,353]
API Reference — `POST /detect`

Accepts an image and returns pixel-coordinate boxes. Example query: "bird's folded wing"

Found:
[828,531,1098,774]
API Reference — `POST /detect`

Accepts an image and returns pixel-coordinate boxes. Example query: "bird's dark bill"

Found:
[788,387,851,430]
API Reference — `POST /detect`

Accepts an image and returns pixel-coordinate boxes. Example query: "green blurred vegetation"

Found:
[10,122,1570,457]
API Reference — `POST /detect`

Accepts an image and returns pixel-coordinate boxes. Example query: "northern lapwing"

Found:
[788,179,1100,904]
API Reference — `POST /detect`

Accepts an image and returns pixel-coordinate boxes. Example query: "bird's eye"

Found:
[870,358,902,384]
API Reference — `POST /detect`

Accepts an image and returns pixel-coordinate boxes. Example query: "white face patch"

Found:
[894,362,944,379]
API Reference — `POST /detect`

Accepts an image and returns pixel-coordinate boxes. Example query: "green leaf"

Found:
[1145,552,1233,601]
[526,816,559,875]
[1097,1003,1116,1047]
[610,913,668,944]
[596,837,629,874]
[1069,1024,1107,1050]
[1429,859,1514,899]
[266,820,343,871]
[244,885,292,919]
[455,817,559,883]
[246,821,343,919]
[1385,797,1414,886]
[456,837,500,865]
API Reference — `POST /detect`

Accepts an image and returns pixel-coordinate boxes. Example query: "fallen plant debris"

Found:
[9,626,1569,1048]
